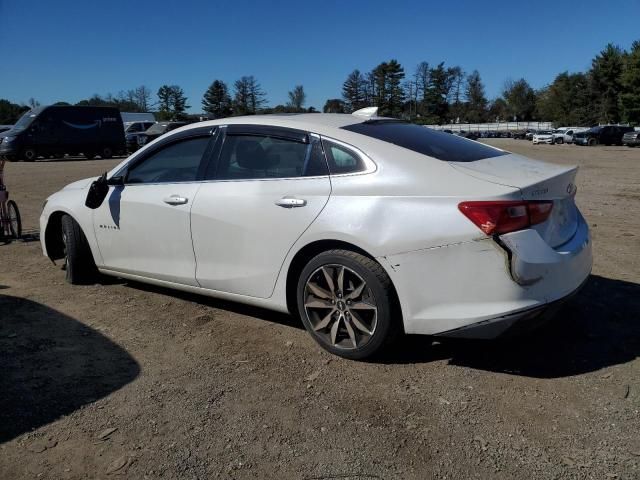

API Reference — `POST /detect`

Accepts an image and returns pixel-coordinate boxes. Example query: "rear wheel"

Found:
[101,147,113,159]
[588,138,598,146]
[6,200,21,239]
[61,214,97,284]
[297,249,399,360]
[22,147,37,162]
[555,138,564,144]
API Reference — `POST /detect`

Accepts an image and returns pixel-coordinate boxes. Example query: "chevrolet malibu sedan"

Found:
[532,130,555,145]
[40,109,592,359]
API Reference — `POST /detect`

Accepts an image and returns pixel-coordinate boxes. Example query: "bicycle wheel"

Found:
[7,200,21,239]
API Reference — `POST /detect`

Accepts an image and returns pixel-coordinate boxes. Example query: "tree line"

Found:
[1,39,638,126]
[329,39,640,126]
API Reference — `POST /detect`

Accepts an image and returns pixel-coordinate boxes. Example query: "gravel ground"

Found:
[0,139,639,479]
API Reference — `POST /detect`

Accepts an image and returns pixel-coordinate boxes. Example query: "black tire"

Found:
[555,138,564,144]
[61,214,97,284]
[101,147,113,159]
[84,151,96,160]
[22,147,37,162]
[296,249,399,360]
[6,200,21,239]
[588,138,598,147]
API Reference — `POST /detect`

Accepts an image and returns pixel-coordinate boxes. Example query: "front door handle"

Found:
[275,196,307,208]
[163,195,188,205]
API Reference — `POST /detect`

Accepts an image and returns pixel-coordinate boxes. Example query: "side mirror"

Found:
[85,172,114,209]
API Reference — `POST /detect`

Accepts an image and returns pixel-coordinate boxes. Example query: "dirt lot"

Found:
[1,140,639,479]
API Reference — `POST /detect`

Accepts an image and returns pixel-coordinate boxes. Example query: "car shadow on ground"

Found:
[125,281,304,330]
[119,274,638,379]
[0,294,140,443]
[382,274,640,378]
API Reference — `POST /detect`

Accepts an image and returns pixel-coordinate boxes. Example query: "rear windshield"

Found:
[341,121,508,162]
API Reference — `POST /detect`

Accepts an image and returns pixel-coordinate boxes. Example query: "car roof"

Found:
[190,113,372,137]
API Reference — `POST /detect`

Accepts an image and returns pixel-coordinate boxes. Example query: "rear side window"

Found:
[214,134,328,180]
[341,121,508,162]
[321,140,367,174]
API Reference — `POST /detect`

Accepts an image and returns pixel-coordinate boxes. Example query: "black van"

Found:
[0,105,126,161]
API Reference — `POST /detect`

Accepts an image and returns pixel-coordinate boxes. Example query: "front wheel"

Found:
[297,249,399,360]
[588,138,598,146]
[61,214,97,284]
[6,200,21,239]
[555,138,564,144]
[22,148,37,162]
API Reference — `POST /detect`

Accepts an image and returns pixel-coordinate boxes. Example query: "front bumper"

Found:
[379,212,592,338]
[533,138,553,144]
[623,138,640,146]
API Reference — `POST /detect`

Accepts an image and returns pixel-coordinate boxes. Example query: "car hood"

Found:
[63,177,98,190]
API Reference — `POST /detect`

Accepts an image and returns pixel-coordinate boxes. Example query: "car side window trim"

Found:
[201,126,330,182]
[115,126,217,183]
[226,124,309,144]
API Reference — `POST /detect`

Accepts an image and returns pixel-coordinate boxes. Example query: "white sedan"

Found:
[40,109,592,359]
[532,130,555,145]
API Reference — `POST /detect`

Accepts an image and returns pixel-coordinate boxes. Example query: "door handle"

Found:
[275,196,307,208]
[163,195,188,205]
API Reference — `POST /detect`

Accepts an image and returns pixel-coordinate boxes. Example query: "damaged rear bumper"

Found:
[378,213,592,338]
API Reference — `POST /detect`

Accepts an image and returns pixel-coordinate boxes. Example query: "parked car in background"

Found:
[573,125,635,146]
[125,121,157,153]
[560,127,587,144]
[552,128,569,144]
[533,130,554,145]
[136,121,187,148]
[512,131,527,140]
[622,130,640,147]
[525,130,536,141]
[40,110,591,359]
[124,121,155,134]
[0,106,126,161]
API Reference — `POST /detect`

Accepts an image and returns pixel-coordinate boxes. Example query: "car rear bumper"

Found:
[434,280,585,339]
[379,212,592,337]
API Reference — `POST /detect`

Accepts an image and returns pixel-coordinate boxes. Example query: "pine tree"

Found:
[590,43,624,124]
[233,76,266,115]
[620,40,640,124]
[202,80,232,118]
[464,70,488,123]
[157,85,173,118]
[342,69,367,112]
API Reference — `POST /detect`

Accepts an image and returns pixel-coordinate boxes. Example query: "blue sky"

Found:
[1,0,638,112]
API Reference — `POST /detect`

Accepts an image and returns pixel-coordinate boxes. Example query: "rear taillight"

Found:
[458,200,553,235]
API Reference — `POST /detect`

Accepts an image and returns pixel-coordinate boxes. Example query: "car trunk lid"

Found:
[450,153,579,248]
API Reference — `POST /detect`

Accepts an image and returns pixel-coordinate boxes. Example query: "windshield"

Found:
[145,123,169,135]
[12,109,39,130]
[341,121,508,162]
[538,131,553,135]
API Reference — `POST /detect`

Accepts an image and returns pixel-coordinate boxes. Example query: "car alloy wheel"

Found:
[303,264,378,350]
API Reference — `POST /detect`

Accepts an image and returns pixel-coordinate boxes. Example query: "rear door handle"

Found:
[275,196,307,208]
[163,195,188,205]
